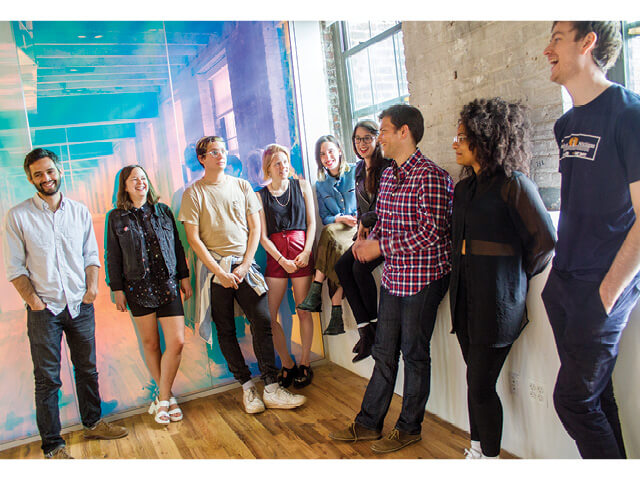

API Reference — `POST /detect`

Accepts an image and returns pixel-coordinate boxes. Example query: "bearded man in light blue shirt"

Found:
[4,148,127,459]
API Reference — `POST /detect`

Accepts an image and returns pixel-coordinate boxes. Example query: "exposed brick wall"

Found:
[402,21,563,209]
[320,21,344,141]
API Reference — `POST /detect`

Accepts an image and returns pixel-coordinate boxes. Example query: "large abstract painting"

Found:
[0,20,323,446]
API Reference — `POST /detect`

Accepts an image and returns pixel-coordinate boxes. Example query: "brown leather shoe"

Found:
[329,422,382,441]
[83,419,128,440]
[370,428,421,453]
[45,445,74,459]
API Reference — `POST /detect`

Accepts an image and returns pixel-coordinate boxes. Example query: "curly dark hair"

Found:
[351,120,386,195]
[553,21,622,72]
[458,97,532,178]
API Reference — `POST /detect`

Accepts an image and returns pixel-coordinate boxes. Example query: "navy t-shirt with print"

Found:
[553,84,640,281]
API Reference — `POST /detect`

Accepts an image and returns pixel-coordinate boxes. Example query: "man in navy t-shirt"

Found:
[542,21,640,459]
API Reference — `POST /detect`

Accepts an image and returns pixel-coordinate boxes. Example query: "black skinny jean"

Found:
[455,272,511,458]
[210,280,278,386]
[335,246,384,326]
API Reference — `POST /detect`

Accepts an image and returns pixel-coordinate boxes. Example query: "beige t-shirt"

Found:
[178,175,261,257]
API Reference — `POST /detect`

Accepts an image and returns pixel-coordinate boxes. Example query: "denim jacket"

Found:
[106,202,189,291]
[315,164,357,225]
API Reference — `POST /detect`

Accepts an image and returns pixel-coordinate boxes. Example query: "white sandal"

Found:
[168,396,183,422]
[148,398,171,424]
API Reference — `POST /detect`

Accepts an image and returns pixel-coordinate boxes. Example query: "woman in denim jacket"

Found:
[106,165,192,424]
[298,135,357,334]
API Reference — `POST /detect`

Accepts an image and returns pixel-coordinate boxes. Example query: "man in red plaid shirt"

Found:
[329,104,453,453]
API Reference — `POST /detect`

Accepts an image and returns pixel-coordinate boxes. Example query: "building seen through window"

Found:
[332,21,409,140]
[624,21,640,94]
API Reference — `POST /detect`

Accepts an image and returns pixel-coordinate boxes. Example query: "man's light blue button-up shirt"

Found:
[4,193,101,318]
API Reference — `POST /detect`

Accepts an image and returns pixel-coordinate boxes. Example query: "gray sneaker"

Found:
[243,386,266,414]
[262,385,306,409]
[45,445,74,459]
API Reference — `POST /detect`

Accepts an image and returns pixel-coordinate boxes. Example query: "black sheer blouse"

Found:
[449,170,556,346]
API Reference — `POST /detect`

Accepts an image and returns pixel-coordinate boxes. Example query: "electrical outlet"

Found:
[509,372,520,394]
[528,380,545,405]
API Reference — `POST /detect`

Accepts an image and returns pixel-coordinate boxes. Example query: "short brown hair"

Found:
[379,104,424,144]
[116,165,159,210]
[24,148,62,179]
[195,136,226,165]
[554,21,622,72]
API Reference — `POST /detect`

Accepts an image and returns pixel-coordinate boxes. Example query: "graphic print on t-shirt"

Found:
[559,134,601,162]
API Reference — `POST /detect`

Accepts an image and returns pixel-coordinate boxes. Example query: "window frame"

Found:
[331,21,408,150]
[621,21,640,93]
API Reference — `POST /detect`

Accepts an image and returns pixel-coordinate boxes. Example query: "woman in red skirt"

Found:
[256,144,317,388]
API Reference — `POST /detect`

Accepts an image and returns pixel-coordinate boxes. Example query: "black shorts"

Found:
[128,293,184,318]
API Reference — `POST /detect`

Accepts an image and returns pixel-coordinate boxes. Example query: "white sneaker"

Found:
[262,385,306,409]
[464,447,483,459]
[243,387,265,414]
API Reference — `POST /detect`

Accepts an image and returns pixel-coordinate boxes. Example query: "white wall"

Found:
[289,21,331,186]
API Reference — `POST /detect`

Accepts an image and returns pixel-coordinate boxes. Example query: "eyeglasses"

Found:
[453,135,468,144]
[205,149,226,157]
[354,135,376,145]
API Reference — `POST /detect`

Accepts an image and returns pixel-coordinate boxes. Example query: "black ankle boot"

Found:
[352,338,361,354]
[352,322,376,362]
[323,305,345,335]
[277,364,298,388]
[293,364,314,388]
[297,281,323,312]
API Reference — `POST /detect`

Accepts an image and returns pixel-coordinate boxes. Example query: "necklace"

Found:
[269,180,291,207]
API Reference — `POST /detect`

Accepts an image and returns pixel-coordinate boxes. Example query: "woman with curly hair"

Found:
[450,98,555,458]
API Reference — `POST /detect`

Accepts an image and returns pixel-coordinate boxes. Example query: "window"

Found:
[332,21,409,139]
[209,63,239,155]
[623,21,640,94]
[563,22,638,112]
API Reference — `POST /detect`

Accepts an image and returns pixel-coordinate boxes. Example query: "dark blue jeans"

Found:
[542,268,640,459]
[26,303,102,455]
[355,276,448,435]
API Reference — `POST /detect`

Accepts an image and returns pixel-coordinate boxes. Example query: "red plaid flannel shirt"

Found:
[370,149,453,297]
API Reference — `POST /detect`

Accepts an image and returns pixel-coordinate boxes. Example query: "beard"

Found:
[35,178,61,196]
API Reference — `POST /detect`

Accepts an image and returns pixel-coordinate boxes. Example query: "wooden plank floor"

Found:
[0,362,516,459]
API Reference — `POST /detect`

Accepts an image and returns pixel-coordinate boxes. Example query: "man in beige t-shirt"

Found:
[179,136,305,414]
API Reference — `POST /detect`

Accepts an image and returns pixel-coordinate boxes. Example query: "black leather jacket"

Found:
[106,202,189,291]
[355,158,393,228]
